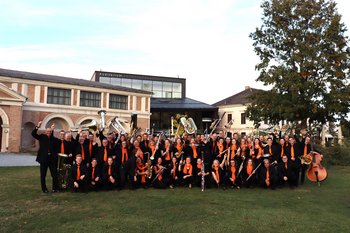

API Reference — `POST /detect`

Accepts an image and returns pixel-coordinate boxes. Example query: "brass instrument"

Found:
[300,153,313,165]
[209,112,226,136]
[144,152,152,179]
[180,117,197,135]
[70,120,98,132]
[57,153,71,189]
[201,152,205,192]
[98,110,107,130]
[110,117,130,135]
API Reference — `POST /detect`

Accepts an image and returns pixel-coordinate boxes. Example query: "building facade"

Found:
[213,86,269,136]
[0,68,152,152]
[93,71,217,133]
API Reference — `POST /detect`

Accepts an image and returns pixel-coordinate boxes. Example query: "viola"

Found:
[306,151,327,185]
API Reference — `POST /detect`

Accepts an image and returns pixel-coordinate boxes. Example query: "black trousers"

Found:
[40,159,59,192]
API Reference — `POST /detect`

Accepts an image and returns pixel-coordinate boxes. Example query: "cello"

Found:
[306,151,327,186]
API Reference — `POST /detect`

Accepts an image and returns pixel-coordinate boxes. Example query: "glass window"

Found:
[142,80,152,91]
[80,91,101,107]
[99,76,111,84]
[227,114,232,123]
[111,77,121,86]
[173,92,182,98]
[164,91,172,98]
[241,113,246,125]
[121,78,132,88]
[153,81,162,91]
[173,83,182,92]
[47,87,71,105]
[153,91,162,98]
[132,79,142,89]
[109,94,128,110]
[163,82,172,92]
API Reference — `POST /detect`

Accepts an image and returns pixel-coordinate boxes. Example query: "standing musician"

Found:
[298,135,315,185]
[161,139,172,165]
[31,121,59,193]
[71,154,88,192]
[140,132,150,153]
[97,138,113,165]
[103,157,117,190]
[277,155,298,188]
[115,140,130,188]
[251,138,263,163]
[215,138,226,164]
[55,130,74,164]
[208,133,219,163]
[285,135,301,184]
[86,133,98,159]
[182,157,193,188]
[229,138,238,162]
[73,136,90,167]
[259,159,277,189]
[263,137,279,164]
[211,157,226,189]
[189,138,200,167]
[277,138,286,163]
[89,157,102,191]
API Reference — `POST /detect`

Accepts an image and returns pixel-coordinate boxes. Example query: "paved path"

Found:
[0,153,39,167]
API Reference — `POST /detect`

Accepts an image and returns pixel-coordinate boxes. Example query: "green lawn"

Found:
[0,166,349,233]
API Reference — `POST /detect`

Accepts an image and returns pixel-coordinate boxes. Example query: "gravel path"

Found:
[0,153,39,167]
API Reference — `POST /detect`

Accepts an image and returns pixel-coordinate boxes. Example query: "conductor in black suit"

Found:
[31,121,59,193]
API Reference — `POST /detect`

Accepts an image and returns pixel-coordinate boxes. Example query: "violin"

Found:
[306,151,327,185]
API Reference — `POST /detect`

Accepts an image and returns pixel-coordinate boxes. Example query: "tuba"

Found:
[110,117,130,135]
[180,117,197,134]
[70,120,98,132]
[98,110,107,130]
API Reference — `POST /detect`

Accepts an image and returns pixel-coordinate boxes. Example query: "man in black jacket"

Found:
[31,121,59,193]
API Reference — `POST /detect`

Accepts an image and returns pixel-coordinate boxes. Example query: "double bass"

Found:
[306,151,327,185]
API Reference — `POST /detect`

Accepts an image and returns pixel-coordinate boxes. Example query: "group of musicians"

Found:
[32,120,319,193]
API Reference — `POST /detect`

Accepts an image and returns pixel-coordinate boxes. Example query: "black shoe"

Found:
[52,190,59,193]
[43,189,49,193]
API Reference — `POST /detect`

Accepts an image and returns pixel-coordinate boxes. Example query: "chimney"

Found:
[245,86,250,90]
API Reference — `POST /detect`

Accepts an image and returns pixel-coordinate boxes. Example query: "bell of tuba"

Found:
[98,110,107,130]
[180,117,197,134]
[110,116,130,135]
[70,120,98,132]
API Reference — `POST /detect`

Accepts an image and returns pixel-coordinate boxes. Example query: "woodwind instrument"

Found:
[201,151,205,192]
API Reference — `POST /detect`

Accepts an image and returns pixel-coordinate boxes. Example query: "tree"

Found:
[246,0,350,129]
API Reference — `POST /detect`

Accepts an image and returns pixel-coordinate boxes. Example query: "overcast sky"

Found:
[1,0,350,104]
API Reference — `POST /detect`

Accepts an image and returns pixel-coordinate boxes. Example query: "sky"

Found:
[1,0,350,105]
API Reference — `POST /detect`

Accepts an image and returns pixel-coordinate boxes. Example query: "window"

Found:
[109,94,128,110]
[100,76,111,84]
[227,114,232,123]
[132,79,142,89]
[241,113,246,125]
[47,87,71,105]
[80,91,101,107]
[142,80,152,91]
[121,78,132,88]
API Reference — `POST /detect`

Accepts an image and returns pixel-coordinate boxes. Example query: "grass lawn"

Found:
[0,166,349,233]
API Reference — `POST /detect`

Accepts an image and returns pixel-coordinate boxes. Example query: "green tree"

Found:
[247,0,350,129]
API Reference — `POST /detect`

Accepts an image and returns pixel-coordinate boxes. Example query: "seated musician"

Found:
[168,157,179,189]
[103,157,117,190]
[89,158,102,191]
[194,158,210,189]
[182,157,193,188]
[242,158,257,188]
[71,154,88,192]
[135,156,149,189]
[152,157,167,189]
[277,155,298,188]
[211,157,226,189]
[259,159,277,189]
[227,159,239,189]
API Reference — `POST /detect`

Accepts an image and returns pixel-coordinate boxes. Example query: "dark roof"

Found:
[213,87,260,106]
[151,97,217,110]
[0,68,152,95]
[93,70,186,82]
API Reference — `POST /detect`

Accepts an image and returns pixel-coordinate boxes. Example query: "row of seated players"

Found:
[71,150,300,192]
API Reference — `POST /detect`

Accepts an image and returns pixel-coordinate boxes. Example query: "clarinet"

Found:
[201,152,205,191]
